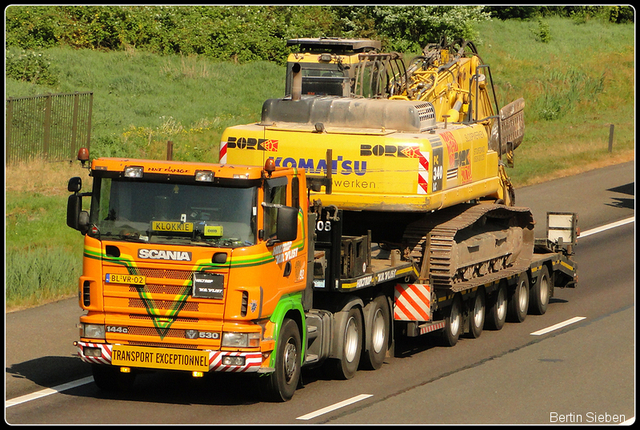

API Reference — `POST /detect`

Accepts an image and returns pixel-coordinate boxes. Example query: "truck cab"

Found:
[68,157,309,400]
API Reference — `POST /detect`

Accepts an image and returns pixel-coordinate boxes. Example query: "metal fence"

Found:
[5,91,93,165]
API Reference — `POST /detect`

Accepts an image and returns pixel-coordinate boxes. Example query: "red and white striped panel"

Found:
[76,341,112,366]
[219,140,228,165]
[394,283,432,321]
[208,351,263,373]
[418,321,445,335]
[417,151,430,194]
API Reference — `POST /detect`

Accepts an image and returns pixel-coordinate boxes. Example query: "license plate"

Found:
[105,273,146,285]
[111,345,209,372]
[151,221,193,232]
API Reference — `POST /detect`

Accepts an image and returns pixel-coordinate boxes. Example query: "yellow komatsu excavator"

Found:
[222,37,531,287]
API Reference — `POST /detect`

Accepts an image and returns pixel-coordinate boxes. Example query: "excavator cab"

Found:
[285,37,381,97]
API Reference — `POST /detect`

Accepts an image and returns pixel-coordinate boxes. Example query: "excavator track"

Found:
[403,203,534,292]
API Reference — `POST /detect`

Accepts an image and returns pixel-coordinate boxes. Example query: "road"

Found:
[5,161,635,424]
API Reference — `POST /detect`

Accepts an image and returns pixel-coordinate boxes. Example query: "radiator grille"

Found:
[129,284,190,295]
[128,267,193,281]
[128,298,200,312]
[129,314,199,323]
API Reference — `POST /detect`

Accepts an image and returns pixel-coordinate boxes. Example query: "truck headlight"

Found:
[80,323,105,339]
[222,332,260,348]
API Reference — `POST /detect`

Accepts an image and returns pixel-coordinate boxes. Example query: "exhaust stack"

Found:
[291,63,302,101]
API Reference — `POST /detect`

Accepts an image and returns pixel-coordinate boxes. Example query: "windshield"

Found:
[287,63,349,97]
[90,177,257,248]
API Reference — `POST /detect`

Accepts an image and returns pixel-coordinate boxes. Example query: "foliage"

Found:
[331,6,492,51]
[5,5,495,63]
[371,6,491,51]
[5,5,341,65]
[5,47,58,86]
[532,18,552,43]
[486,5,634,23]
[6,5,632,66]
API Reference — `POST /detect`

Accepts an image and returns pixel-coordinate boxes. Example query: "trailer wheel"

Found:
[441,294,462,347]
[361,295,390,370]
[92,364,136,392]
[326,306,363,380]
[468,287,485,339]
[529,265,551,315]
[507,272,530,323]
[259,318,301,402]
[485,280,507,330]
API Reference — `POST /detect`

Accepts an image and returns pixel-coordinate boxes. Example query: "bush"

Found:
[532,18,552,43]
[5,48,58,86]
[334,6,492,51]
[5,5,494,63]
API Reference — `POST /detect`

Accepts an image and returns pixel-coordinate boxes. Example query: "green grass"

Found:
[475,17,634,185]
[5,17,634,310]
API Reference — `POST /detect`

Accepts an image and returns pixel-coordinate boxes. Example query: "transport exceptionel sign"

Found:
[111,345,209,372]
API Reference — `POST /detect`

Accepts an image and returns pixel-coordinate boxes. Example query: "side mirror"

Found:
[68,177,82,192]
[67,194,82,230]
[67,177,90,234]
[262,203,298,244]
[276,206,299,243]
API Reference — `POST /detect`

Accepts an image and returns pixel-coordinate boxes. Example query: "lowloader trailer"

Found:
[68,152,577,401]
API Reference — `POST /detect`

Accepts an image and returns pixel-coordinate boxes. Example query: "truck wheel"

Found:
[507,272,530,323]
[326,306,363,380]
[529,265,551,315]
[259,318,301,402]
[441,294,462,347]
[485,280,507,330]
[92,364,136,392]
[361,295,390,370]
[468,287,485,339]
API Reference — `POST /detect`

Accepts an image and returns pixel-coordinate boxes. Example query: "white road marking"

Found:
[6,376,94,408]
[297,394,373,420]
[530,316,586,336]
[579,217,634,238]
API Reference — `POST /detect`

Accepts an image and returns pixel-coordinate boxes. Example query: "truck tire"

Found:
[507,272,530,323]
[468,287,485,339]
[440,294,462,347]
[529,265,551,315]
[92,364,136,392]
[326,306,363,380]
[485,280,507,330]
[259,318,301,402]
[361,295,390,370]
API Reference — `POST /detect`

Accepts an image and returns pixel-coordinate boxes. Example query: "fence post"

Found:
[43,93,53,160]
[167,141,173,160]
[86,92,93,150]
[71,92,80,158]
[608,124,614,153]
[6,98,13,165]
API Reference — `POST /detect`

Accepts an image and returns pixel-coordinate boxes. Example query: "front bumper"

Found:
[75,341,266,373]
